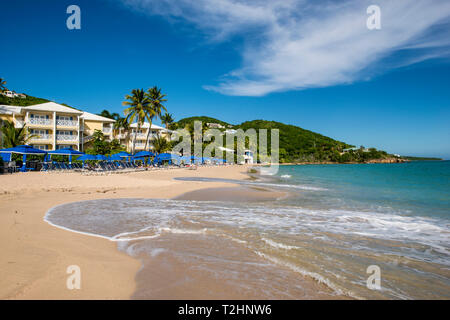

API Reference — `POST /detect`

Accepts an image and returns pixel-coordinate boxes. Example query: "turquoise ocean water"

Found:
[276,161,450,220]
[45,161,450,299]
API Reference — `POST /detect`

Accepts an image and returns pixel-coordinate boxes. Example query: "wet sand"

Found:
[174,186,287,202]
[0,166,248,299]
[129,185,342,300]
[132,234,339,300]
[0,165,344,299]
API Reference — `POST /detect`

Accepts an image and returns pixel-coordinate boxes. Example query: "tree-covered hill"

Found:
[176,116,396,163]
[236,120,353,163]
[0,94,82,111]
[0,94,49,106]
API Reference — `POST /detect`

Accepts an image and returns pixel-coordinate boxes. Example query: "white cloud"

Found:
[120,0,450,96]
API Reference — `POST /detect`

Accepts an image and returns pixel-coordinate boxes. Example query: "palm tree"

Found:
[113,117,129,136]
[122,89,152,154]
[161,113,174,129]
[0,77,7,92]
[151,134,171,154]
[0,120,37,148]
[99,109,120,121]
[144,86,167,151]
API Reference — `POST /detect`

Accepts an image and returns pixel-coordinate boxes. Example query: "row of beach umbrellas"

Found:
[0,145,226,171]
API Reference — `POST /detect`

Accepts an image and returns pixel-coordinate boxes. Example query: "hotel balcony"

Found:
[28,118,53,127]
[134,142,146,149]
[29,134,53,142]
[131,133,158,140]
[56,134,78,142]
[131,133,147,139]
[103,127,112,134]
[56,119,78,127]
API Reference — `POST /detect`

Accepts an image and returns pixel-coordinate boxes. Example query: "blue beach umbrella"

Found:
[0,145,47,171]
[155,153,173,165]
[179,155,191,164]
[134,151,155,158]
[76,154,97,166]
[95,154,108,161]
[115,151,132,158]
[48,148,84,164]
[77,154,97,161]
[109,154,123,161]
[134,150,156,165]
[113,151,133,163]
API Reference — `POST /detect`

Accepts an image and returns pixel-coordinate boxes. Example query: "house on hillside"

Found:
[224,129,237,135]
[1,91,26,98]
[207,122,225,129]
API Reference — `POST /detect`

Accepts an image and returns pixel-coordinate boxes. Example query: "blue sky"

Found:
[1,0,450,158]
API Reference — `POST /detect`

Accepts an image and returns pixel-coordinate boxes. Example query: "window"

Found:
[57,145,76,150]
[56,115,73,121]
[31,129,48,135]
[56,130,73,135]
[33,145,48,150]
[31,114,49,120]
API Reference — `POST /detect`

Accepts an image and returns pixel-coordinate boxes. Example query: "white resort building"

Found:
[0,102,169,153]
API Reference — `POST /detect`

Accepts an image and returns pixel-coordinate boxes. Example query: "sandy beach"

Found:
[1,164,332,300]
[0,166,255,299]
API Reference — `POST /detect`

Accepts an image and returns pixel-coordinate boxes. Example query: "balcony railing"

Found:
[30,134,52,141]
[135,143,146,147]
[131,132,146,137]
[131,133,158,140]
[56,119,78,127]
[103,127,112,134]
[29,118,52,126]
[56,134,78,141]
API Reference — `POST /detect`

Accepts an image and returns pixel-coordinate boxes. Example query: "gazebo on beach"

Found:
[0,145,48,172]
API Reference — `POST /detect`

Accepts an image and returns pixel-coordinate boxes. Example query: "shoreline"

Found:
[0,165,348,299]
[279,159,410,165]
[0,166,251,299]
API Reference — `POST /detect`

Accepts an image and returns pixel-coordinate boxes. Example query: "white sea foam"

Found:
[44,197,450,299]
[159,227,208,235]
[45,199,449,258]
[254,250,363,300]
[262,238,299,250]
[251,181,326,191]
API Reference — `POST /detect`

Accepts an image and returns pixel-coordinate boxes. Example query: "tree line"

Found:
[89,86,175,155]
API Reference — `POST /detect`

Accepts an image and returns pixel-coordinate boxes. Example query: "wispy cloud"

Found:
[120,0,450,96]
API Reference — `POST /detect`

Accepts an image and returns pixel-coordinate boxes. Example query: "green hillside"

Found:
[236,120,353,163]
[176,117,394,163]
[0,94,49,106]
[0,94,81,111]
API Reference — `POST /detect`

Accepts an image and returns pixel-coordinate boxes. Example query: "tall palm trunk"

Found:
[144,118,153,151]
[132,123,140,155]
